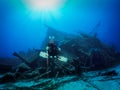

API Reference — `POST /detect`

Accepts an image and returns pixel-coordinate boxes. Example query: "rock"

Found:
[0,64,12,74]
[0,73,15,83]
[16,63,31,73]
[101,70,118,76]
[24,69,40,79]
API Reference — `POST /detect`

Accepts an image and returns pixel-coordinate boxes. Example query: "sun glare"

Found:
[24,0,66,11]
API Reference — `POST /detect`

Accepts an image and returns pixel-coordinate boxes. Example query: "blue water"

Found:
[0,0,120,57]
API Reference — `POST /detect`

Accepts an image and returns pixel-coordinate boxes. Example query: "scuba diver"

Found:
[46,36,61,75]
[46,36,61,59]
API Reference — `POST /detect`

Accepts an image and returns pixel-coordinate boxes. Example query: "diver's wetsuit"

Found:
[47,43,59,58]
[46,43,60,75]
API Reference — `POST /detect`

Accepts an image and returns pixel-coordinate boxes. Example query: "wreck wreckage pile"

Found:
[0,34,120,84]
[0,27,120,87]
